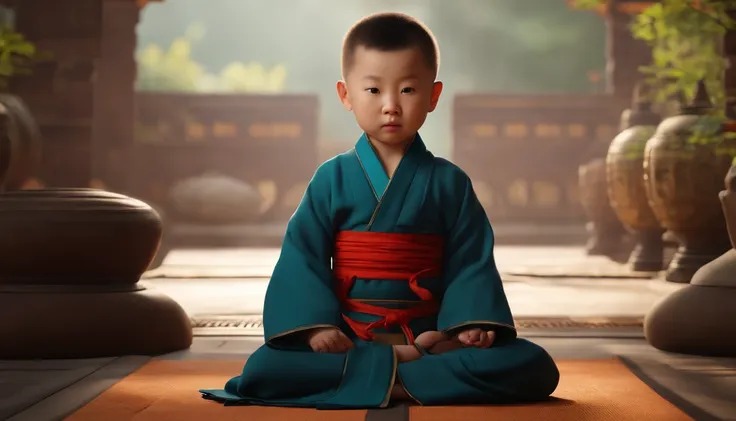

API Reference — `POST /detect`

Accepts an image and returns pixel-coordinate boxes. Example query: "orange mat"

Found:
[410,359,693,421]
[65,359,693,421]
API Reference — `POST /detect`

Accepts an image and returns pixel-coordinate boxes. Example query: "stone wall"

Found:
[2,0,139,191]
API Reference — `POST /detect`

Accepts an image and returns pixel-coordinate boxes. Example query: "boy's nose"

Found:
[382,100,400,115]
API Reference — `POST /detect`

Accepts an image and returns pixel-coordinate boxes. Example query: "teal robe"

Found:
[200,133,559,408]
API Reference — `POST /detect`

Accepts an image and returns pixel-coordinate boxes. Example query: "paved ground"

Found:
[5,336,736,420]
[3,245,735,421]
[143,245,684,318]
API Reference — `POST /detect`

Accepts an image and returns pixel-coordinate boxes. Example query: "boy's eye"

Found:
[366,88,379,94]
[401,87,415,93]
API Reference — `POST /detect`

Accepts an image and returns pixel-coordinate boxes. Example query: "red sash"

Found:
[333,230,444,345]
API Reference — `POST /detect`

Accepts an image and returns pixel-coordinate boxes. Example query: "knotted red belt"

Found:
[333,230,444,345]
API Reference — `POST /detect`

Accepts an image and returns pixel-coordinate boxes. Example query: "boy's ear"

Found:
[428,81,443,112]
[336,80,352,111]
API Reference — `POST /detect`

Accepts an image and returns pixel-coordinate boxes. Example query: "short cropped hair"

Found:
[341,12,440,78]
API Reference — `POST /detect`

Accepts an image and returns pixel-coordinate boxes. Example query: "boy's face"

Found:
[337,46,443,147]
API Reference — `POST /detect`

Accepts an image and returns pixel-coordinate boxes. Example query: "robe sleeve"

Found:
[437,172,518,343]
[262,163,343,349]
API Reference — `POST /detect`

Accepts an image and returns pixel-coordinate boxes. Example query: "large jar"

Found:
[643,80,735,283]
[0,188,163,283]
[0,99,191,359]
[607,91,664,272]
[579,157,629,260]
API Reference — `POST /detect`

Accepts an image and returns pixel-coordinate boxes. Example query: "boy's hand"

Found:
[307,327,354,353]
[414,330,447,351]
[414,331,463,354]
[457,328,495,349]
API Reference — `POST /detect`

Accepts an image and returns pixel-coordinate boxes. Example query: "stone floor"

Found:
[2,245,735,421]
[143,245,684,318]
[5,336,736,421]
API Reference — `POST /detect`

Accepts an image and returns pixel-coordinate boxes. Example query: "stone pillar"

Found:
[604,0,652,104]
[91,0,140,192]
[6,0,100,187]
[3,0,142,190]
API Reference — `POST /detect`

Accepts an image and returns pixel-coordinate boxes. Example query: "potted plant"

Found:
[643,81,736,283]
[635,0,736,283]
[573,0,736,282]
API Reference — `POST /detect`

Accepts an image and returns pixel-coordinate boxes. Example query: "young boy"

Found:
[201,12,559,408]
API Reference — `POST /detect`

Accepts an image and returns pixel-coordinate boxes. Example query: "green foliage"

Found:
[657,112,736,164]
[572,0,736,151]
[686,112,736,153]
[218,62,287,93]
[136,23,288,93]
[0,24,39,90]
[631,0,735,113]
[571,0,735,117]
[137,38,204,92]
[689,113,727,143]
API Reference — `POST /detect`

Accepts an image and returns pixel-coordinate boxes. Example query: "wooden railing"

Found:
[452,93,624,223]
[129,92,320,223]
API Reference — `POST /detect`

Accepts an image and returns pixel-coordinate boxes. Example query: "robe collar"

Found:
[354,132,426,200]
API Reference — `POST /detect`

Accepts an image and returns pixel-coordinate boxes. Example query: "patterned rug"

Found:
[190,314,645,337]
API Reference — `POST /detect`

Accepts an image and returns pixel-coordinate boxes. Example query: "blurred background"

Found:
[136,0,607,158]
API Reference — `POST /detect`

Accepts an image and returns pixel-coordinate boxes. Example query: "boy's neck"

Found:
[367,133,415,178]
